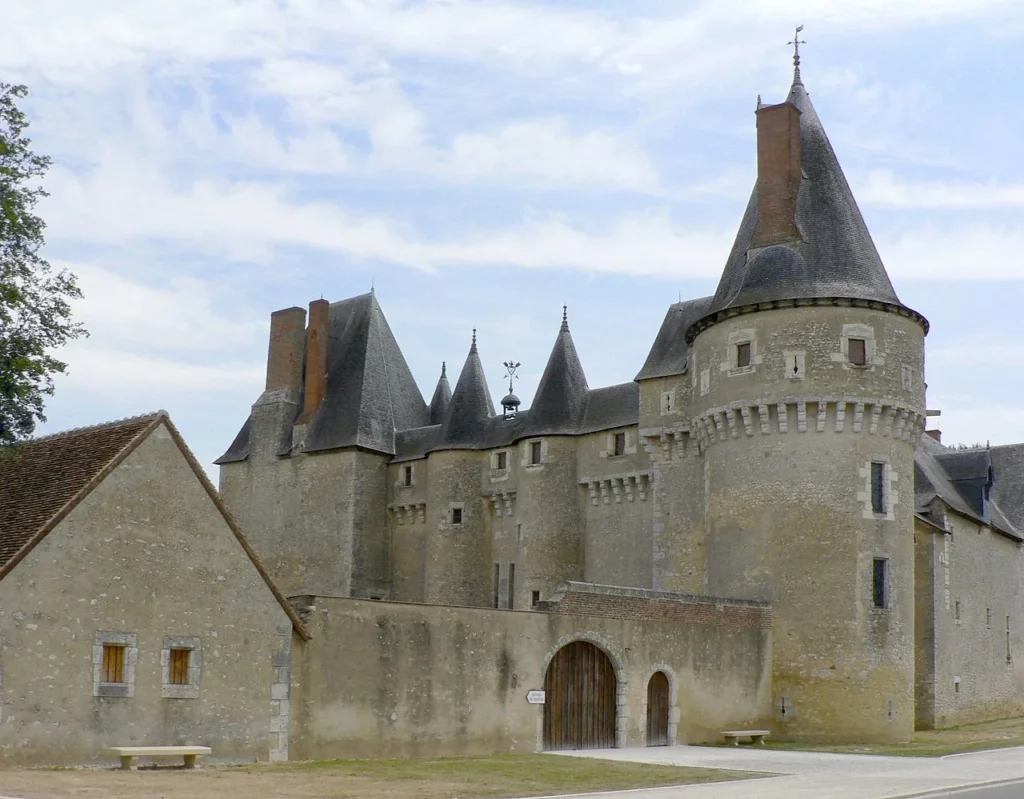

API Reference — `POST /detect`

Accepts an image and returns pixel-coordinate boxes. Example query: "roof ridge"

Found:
[26,411,167,444]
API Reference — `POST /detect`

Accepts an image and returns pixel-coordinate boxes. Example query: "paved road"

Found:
[926,782,1024,798]
[530,745,1024,799]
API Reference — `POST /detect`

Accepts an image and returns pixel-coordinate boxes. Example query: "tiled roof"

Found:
[0,412,310,639]
[428,363,452,426]
[432,333,495,451]
[636,296,713,381]
[519,314,589,437]
[0,413,162,571]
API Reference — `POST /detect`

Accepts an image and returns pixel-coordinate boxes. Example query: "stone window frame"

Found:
[833,323,884,371]
[871,556,889,611]
[448,502,466,528]
[722,328,760,377]
[660,390,675,416]
[523,438,546,469]
[858,458,898,521]
[161,635,202,699]
[400,463,415,488]
[783,350,806,380]
[93,631,137,698]
[700,368,710,396]
[601,429,636,459]
[492,449,509,472]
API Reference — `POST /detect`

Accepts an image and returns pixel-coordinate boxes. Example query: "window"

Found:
[496,451,507,470]
[508,563,515,610]
[530,441,542,465]
[660,391,673,415]
[1008,617,1013,663]
[849,338,867,366]
[872,558,887,609]
[531,590,541,607]
[613,432,626,457]
[736,342,751,368]
[493,563,500,609]
[871,462,885,514]
[161,635,202,698]
[169,648,190,685]
[102,644,126,684]
[955,601,961,621]
[403,465,412,487]
[452,507,463,525]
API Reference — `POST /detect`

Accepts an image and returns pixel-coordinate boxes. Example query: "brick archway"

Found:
[542,640,617,751]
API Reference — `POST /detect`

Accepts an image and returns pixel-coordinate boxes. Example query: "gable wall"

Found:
[0,425,291,764]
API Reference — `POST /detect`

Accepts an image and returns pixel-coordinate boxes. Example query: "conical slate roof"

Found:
[691,73,927,340]
[522,309,589,436]
[432,331,495,451]
[428,362,452,425]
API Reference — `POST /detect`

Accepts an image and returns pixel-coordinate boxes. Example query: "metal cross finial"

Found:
[788,25,805,83]
[503,360,521,394]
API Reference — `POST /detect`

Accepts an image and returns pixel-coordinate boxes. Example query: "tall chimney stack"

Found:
[265,307,306,394]
[299,298,330,423]
[752,100,802,248]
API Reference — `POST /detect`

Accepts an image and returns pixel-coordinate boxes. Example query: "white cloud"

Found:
[857,171,1024,209]
[877,226,1024,280]
[63,262,265,353]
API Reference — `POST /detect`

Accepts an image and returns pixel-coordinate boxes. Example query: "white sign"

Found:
[526,690,546,705]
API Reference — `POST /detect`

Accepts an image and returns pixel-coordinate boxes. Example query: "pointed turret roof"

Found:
[523,307,589,436]
[428,362,452,425]
[432,330,495,450]
[217,292,429,461]
[689,71,927,341]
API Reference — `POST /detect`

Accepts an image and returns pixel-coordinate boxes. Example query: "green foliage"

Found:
[0,82,86,446]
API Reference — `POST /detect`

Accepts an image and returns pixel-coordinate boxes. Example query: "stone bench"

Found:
[721,729,770,746]
[108,745,212,770]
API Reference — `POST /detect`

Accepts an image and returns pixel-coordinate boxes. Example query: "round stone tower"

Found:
[687,72,928,742]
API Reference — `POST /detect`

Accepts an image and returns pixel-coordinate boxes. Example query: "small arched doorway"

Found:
[646,671,670,746]
[543,641,617,750]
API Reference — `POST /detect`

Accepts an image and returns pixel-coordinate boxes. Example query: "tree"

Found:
[1,82,86,446]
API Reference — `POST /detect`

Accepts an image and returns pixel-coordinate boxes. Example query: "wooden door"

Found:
[646,671,670,746]
[543,641,617,750]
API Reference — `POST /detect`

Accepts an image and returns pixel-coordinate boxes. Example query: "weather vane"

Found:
[503,360,521,395]
[788,25,805,78]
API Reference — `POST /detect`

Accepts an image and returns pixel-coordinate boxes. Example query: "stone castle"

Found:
[214,66,1024,746]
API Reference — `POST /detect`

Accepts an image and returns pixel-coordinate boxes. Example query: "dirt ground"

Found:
[0,755,751,799]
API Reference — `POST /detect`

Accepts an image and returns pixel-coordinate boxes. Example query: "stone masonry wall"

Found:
[0,425,290,765]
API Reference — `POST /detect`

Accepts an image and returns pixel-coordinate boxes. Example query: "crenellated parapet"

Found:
[579,471,653,505]
[692,395,926,450]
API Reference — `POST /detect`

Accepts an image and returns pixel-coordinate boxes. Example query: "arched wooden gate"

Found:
[646,671,670,746]
[543,641,617,750]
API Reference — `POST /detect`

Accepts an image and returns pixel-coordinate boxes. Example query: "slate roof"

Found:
[432,333,495,451]
[428,363,452,425]
[217,292,429,462]
[914,435,1022,541]
[690,74,928,340]
[636,296,713,380]
[0,412,311,638]
[520,313,589,437]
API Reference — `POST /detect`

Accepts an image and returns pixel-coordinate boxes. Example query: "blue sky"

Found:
[5,0,1024,474]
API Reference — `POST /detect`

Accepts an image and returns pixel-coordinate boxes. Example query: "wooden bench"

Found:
[721,729,770,746]
[108,745,212,770]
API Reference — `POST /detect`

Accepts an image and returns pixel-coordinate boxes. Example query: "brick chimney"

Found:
[265,307,306,393]
[299,298,330,423]
[926,429,942,444]
[752,100,802,248]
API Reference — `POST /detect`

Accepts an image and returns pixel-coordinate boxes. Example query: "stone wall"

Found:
[0,426,291,765]
[915,510,1024,729]
[287,584,771,759]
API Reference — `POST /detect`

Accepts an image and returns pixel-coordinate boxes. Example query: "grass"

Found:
[261,753,763,796]
[763,715,1024,757]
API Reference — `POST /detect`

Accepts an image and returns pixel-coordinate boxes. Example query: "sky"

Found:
[3,0,1024,475]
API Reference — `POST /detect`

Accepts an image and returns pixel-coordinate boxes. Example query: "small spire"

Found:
[561,305,569,332]
[788,24,805,86]
[441,360,447,378]
[756,94,763,110]
[470,328,477,354]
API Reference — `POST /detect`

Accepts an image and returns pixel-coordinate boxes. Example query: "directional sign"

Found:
[526,690,546,704]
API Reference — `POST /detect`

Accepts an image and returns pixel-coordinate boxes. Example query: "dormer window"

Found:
[736,342,751,368]
[849,338,867,366]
